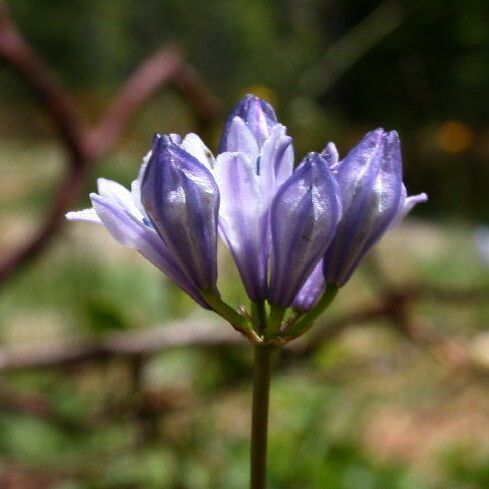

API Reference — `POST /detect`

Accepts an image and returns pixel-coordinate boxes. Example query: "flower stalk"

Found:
[201,288,259,342]
[284,286,339,341]
[250,344,275,489]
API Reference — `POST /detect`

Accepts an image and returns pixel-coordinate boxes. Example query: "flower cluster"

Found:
[67,95,427,342]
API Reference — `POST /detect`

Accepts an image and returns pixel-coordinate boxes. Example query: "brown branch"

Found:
[0,4,87,159]
[297,303,391,356]
[171,62,223,133]
[0,319,244,372]
[0,4,220,287]
[0,277,487,372]
[0,162,88,284]
[85,45,184,159]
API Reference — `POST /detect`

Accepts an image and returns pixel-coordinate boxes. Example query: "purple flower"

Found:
[214,94,294,301]
[268,153,341,307]
[141,135,219,291]
[219,94,278,152]
[66,132,219,308]
[292,260,325,312]
[322,129,427,287]
[67,93,427,339]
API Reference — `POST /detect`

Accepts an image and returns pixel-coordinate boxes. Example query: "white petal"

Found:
[390,189,428,229]
[321,142,339,172]
[89,193,206,305]
[97,178,143,220]
[65,208,101,223]
[131,152,152,219]
[90,193,144,246]
[403,192,428,216]
[181,133,215,170]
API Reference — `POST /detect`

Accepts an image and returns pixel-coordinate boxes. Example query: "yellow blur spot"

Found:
[435,121,473,153]
[241,85,277,106]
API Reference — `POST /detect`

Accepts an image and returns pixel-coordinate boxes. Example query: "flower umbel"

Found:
[67,94,428,489]
[67,94,426,343]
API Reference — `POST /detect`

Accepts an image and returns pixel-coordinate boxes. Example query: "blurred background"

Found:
[0,0,489,488]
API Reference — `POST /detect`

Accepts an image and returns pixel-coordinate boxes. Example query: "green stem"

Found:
[201,288,258,342]
[267,304,286,338]
[250,345,274,489]
[283,286,338,340]
[251,300,267,335]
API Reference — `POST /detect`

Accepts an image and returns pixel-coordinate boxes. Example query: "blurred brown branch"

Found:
[0,283,486,373]
[0,319,242,372]
[0,3,221,287]
[0,280,487,452]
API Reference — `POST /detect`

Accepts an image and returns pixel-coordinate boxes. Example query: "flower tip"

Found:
[321,142,339,168]
[242,93,260,103]
[365,128,401,153]
[385,130,401,148]
[88,192,102,205]
[419,192,428,202]
[152,132,163,146]
[234,93,277,124]
[152,133,170,149]
[96,177,111,191]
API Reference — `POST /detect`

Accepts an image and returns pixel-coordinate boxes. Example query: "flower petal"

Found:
[97,178,143,220]
[141,136,220,291]
[258,124,294,205]
[180,133,215,170]
[220,116,260,158]
[65,208,101,224]
[269,152,342,307]
[392,190,428,227]
[90,193,208,308]
[292,260,325,312]
[320,142,339,172]
[214,151,268,301]
[219,94,278,151]
[323,129,405,286]
[131,150,152,219]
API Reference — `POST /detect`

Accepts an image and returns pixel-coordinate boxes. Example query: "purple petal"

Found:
[320,142,339,172]
[292,260,325,312]
[214,152,268,301]
[390,186,428,228]
[89,193,208,308]
[268,152,342,307]
[141,136,220,291]
[323,129,406,286]
[220,116,259,157]
[258,124,294,205]
[219,94,278,152]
